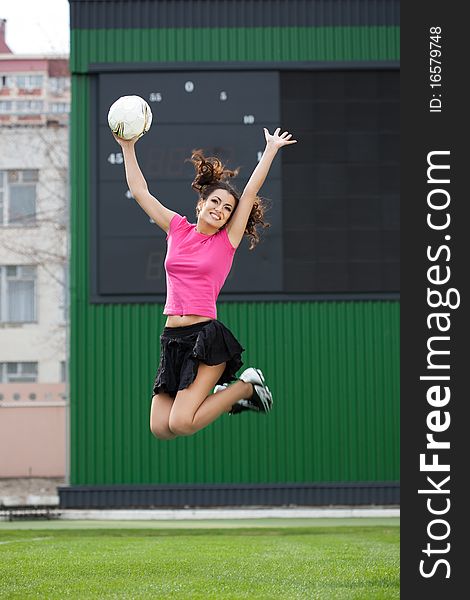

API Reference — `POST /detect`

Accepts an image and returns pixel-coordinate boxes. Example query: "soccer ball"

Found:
[107,95,153,140]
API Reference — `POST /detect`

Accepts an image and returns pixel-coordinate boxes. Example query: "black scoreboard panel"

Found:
[281,70,399,293]
[91,68,399,302]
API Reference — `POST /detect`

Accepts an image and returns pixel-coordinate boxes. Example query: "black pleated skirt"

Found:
[151,319,244,398]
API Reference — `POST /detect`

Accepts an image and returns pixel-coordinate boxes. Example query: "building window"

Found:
[0,100,13,113]
[16,100,44,114]
[16,75,43,90]
[0,172,3,221]
[0,362,38,383]
[60,361,66,382]
[0,265,37,323]
[58,264,68,323]
[49,77,69,95]
[0,75,14,90]
[50,102,69,114]
[0,170,38,226]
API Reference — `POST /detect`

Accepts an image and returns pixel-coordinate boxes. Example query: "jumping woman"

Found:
[113,127,297,439]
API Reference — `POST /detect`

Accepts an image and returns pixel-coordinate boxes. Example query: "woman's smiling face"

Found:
[197,188,237,230]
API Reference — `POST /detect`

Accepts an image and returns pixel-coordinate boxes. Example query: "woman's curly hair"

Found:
[188,149,269,250]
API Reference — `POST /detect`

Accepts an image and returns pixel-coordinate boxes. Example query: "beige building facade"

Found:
[0,20,70,478]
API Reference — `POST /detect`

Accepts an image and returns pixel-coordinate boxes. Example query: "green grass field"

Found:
[0,518,399,599]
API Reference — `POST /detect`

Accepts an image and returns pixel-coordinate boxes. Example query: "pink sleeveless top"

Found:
[163,214,236,319]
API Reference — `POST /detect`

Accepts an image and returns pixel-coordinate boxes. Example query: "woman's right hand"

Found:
[111,132,142,148]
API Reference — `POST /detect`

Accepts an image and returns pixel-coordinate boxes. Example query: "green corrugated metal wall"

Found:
[70,19,399,485]
[70,26,399,72]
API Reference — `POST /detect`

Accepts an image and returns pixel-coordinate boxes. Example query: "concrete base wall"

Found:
[0,384,66,477]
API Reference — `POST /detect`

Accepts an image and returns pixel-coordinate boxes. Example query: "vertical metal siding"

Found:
[71,25,399,71]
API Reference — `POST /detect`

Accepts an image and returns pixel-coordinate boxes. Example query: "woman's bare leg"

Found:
[150,392,177,440]
[168,362,252,436]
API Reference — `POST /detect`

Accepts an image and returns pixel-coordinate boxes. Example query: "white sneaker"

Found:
[239,367,273,413]
[239,367,266,387]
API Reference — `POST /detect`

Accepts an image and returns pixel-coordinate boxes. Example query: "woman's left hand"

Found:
[264,127,297,149]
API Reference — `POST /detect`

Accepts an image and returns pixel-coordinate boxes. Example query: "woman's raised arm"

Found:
[113,133,177,233]
[226,128,297,248]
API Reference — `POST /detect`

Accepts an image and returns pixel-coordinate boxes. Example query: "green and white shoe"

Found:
[214,367,273,415]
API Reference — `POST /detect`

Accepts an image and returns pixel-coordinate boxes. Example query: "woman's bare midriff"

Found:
[165,314,212,328]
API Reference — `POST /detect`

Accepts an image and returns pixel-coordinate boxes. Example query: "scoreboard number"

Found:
[107,152,123,164]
